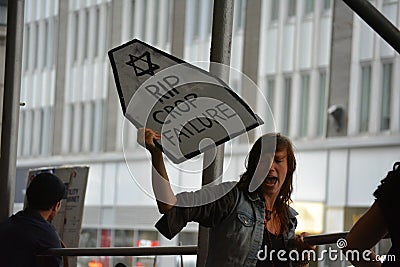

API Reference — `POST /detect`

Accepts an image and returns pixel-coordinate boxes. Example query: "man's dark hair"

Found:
[26,172,66,210]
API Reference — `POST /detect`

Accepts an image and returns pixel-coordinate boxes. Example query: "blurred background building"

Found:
[0,0,399,266]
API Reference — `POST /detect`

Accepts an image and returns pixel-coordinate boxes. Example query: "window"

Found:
[73,11,79,62]
[0,6,7,25]
[105,3,111,56]
[235,0,246,31]
[323,0,331,11]
[94,8,100,58]
[299,74,310,137]
[84,9,89,60]
[304,0,314,15]
[282,77,292,136]
[43,21,48,69]
[270,0,279,22]
[153,0,160,43]
[91,99,104,152]
[266,77,275,114]
[17,110,25,156]
[40,106,53,155]
[142,0,148,40]
[45,18,56,68]
[317,71,327,136]
[34,22,39,69]
[360,65,371,132]
[130,0,136,38]
[166,0,173,43]
[380,62,393,131]
[193,0,201,40]
[24,25,30,71]
[287,0,296,18]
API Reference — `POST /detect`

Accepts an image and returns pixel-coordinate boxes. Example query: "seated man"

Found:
[0,172,66,267]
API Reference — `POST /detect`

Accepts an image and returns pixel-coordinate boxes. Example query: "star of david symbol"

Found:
[125,51,160,77]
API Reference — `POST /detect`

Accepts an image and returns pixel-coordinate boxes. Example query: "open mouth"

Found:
[264,176,278,185]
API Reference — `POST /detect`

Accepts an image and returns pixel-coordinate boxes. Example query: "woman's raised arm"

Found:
[137,128,177,213]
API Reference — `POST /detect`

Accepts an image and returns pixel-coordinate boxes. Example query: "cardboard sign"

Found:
[108,39,263,163]
[26,166,89,267]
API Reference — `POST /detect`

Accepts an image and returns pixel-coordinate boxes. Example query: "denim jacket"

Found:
[155,181,298,267]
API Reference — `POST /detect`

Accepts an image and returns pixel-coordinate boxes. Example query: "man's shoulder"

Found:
[0,210,59,239]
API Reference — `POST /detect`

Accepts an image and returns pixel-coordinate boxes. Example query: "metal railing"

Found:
[40,231,376,257]
[41,245,198,257]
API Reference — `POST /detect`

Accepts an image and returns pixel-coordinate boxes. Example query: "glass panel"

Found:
[94,7,100,58]
[282,77,292,136]
[130,0,136,38]
[24,25,30,71]
[266,77,275,114]
[288,0,296,17]
[142,0,147,40]
[317,71,327,136]
[235,0,246,31]
[360,65,371,132]
[324,0,331,10]
[34,23,39,69]
[45,18,53,68]
[153,0,159,43]
[380,63,392,131]
[92,99,104,152]
[300,74,310,137]
[166,0,172,44]
[84,9,89,60]
[193,0,201,40]
[40,106,52,155]
[270,0,279,22]
[304,0,314,15]
[43,21,48,69]
[74,11,79,63]
[0,6,7,25]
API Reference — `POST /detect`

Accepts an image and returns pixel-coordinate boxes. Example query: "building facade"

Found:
[10,0,400,266]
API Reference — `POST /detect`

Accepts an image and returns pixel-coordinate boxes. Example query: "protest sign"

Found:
[108,39,263,163]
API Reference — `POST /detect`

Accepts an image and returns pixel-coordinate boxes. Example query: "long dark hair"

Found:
[237,133,296,234]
